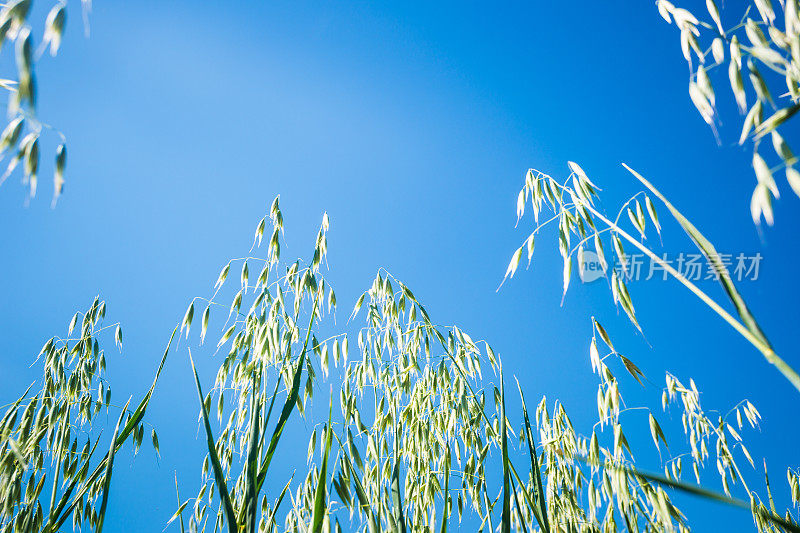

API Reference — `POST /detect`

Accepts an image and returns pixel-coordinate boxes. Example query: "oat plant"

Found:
[163,185,800,532]
[506,161,799,392]
[0,0,89,205]
[657,0,800,224]
[0,297,176,532]
[506,161,800,531]
[172,197,340,533]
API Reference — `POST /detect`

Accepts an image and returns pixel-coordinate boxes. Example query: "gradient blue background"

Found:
[1,1,798,530]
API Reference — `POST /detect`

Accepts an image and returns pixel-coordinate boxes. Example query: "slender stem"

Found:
[581,202,800,392]
[594,459,800,533]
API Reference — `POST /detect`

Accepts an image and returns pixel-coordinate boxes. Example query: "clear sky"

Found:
[1,0,799,531]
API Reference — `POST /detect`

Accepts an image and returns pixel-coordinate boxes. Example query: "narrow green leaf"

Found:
[390,420,407,533]
[344,452,378,533]
[171,473,186,533]
[95,398,129,533]
[623,164,800,392]
[311,401,333,533]
[256,298,319,493]
[500,371,510,533]
[606,462,800,533]
[439,450,450,533]
[509,475,530,533]
[190,352,237,533]
[515,379,549,533]
[166,500,189,531]
[240,371,261,532]
[264,474,294,533]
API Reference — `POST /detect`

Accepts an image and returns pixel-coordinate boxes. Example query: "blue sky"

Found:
[1,0,799,530]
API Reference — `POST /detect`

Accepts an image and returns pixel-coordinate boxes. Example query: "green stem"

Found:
[582,200,800,393]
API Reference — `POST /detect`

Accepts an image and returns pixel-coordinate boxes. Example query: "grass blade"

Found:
[94,398,129,533]
[45,437,101,532]
[333,439,378,533]
[390,420,407,533]
[438,450,450,533]
[168,473,187,533]
[265,474,294,533]
[500,372,510,533]
[623,164,768,344]
[311,400,333,533]
[623,163,800,392]
[241,372,261,533]
[516,379,549,533]
[255,297,318,493]
[190,351,238,533]
[509,475,530,533]
[604,461,800,533]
